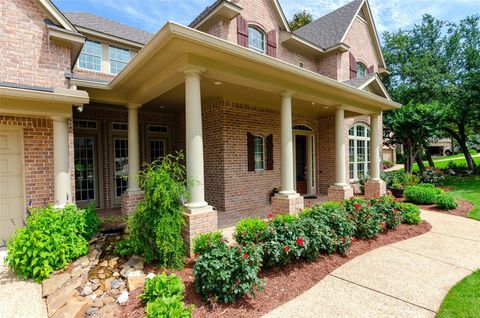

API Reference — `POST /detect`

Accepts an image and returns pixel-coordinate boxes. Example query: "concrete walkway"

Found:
[0,249,48,318]
[265,210,480,318]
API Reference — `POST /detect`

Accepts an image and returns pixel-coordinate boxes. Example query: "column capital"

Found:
[126,103,141,110]
[280,90,295,98]
[335,105,346,111]
[50,116,69,122]
[370,112,381,118]
[181,65,206,78]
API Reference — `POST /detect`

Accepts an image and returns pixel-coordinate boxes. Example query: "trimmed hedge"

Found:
[404,185,444,204]
[435,194,458,210]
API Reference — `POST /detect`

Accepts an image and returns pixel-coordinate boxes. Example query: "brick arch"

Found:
[246,21,269,33]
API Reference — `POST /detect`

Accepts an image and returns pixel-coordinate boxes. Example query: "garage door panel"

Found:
[0,198,24,220]
[0,176,23,198]
[0,130,22,153]
[0,154,23,175]
[0,217,23,244]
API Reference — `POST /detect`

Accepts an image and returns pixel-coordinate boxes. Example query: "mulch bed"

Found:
[418,200,474,218]
[120,221,432,318]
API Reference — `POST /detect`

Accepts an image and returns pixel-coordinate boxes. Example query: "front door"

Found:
[295,135,307,195]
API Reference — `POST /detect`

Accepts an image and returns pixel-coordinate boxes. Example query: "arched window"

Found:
[248,26,266,53]
[293,124,313,132]
[356,62,367,77]
[348,123,371,180]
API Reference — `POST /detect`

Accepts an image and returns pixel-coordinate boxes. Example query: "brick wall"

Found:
[0,0,70,89]
[72,69,115,83]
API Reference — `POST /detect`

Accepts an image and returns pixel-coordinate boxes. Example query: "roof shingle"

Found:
[64,12,154,45]
[294,0,363,50]
[343,73,376,88]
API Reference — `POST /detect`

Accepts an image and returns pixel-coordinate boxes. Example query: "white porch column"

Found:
[279,91,296,195]
[126,104,141,192]
[52,116,71,207]
[184,68,208,209]
[334,106,347,186]
[370,113,381,180]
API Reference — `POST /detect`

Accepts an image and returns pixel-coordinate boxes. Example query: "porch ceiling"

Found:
[83,22,400,117]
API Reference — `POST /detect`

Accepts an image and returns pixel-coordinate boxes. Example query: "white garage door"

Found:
[0,127,25,247]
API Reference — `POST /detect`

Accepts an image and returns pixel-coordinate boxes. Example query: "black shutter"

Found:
[266,134,273,170]
[247,132,255,171]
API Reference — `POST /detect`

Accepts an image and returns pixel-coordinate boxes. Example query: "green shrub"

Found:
[398,203,422,225]
[234,218,268,245]
[145,296,193,318]
[140,273,185,303]
[193,243,263,303]
[192,232,225,256]
[345,198,383,239]
[79,203,100,239]
[416,169,445,186]
[404,185,443,204]
[435,194,458,210]
[296,216,334,261]
[300,202,355,255]
[381,171,419,188]
[117,154,187,268]
[6,204,94,282]
[369,196,403,230]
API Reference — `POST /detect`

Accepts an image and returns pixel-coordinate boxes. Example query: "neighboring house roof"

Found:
[63,12,154,45]
[294,0,363,50]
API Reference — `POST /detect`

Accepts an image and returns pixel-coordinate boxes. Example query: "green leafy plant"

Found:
[381,171,419,189]
[397,203,422,225]
[435,194,458,210]
[140,273,185,303]
[345,198,383,239]
[192,232,224,256]
[193,243,263,303]
[145,296,193,318]
[117,153,187,268]
[404,185,443,204]
[79,203,100,239]
[416,169,446,186]
[369,196,403,230]
[234,218,268,245]
[6,204,96,282]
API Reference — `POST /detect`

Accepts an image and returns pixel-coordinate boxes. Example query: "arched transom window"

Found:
[349,123,371,180]
[248,26,266,53]
[356,62,367,77]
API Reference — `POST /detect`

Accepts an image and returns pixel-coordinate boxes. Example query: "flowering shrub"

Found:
[193,242,263,303]
[345,198,383,239]
[6,204,98,282]
[404,185,444,204]
[192,232,224,256]
[369,196,403,229]
[234,218,268,245]
[435,194,458,210]
[397,203,422,225]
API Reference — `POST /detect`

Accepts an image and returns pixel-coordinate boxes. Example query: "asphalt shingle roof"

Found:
[64,12,154,45]
[294,0,363,50]
[189,0,224,27]
[343,73,376,88]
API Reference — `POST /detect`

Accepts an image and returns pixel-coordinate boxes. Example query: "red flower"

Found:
[194,253,200,258]
[374,194,378,198]
[354,203,362,210]
[243,253,249,259]
[296,238,305,246]
[367,203,371,207]
[284,245,290,252]
[352,236,357,242]
[340,237,345,242]
[307,201,312,205]
[268,213,273,218]
[393,209,399,213]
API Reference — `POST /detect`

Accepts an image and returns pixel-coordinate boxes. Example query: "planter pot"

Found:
[390,188,404,198]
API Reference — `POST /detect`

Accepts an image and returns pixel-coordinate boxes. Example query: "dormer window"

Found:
[248,26,266,53]
[356,62,367,77]
[109,46,130,75]
[79,40,102,71]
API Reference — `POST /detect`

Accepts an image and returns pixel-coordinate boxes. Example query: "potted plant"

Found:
[382,171,419,198]
[390,181,405,198]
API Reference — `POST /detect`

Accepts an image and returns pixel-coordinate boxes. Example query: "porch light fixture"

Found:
[311,102,315,105]
[213,81,222,85]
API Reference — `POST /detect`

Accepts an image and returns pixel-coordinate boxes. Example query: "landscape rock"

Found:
[88,249,100,261]
[42,272,71,297]
[127,272,146,291]
[71,265,89,278]
[99,260,108,267]
[103,297,115,305]
[51,298,90,318]
[81,285,93,296]
[108,257,118,268]
[108,289,120,297]
[85,307,98,316]
[92,299,104,308]
[111,279,120,289]
[112,271,120,278]
[120,266,134,278]
[72,256,89,268]
[46,288,79,316]
[117,291,129,305]
[122,255,144,270]
[146,273,155,279]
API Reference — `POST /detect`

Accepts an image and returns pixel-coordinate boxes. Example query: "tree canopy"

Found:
[288,10,313,31]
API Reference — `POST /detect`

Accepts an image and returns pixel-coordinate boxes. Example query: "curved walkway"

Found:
[265,210,480,318]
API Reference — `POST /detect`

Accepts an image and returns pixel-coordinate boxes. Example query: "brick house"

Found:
[0,0,399,247]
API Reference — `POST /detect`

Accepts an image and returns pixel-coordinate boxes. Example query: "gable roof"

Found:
[189,0,290,31]
[35,0,78,32]
[343,73,391,100]
[63,12,154,45]
[294,0,363,50]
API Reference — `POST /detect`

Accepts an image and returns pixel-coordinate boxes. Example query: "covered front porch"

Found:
[73,22,399,248]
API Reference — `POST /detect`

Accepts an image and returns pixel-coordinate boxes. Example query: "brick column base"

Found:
[328,185,354,201]
[271,193,304,216]
[120,190,144,215]
[364,179,387,198]
[183,206,217,256]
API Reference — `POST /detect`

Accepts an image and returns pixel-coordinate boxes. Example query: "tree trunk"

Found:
[404,144,414,174]
[444,127,477,170]
[415,151,426,173]
[424,148,435,169]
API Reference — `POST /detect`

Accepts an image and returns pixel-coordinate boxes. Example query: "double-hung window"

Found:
[79,40,102,71]
[109,46,130,75]
[254,136,265,171]
[349,123,371,180]
[248,26,266,53]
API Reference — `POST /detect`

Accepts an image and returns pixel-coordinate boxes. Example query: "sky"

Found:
[53,0,480,37]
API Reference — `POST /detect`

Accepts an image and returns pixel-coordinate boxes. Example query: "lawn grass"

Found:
[401,156,480,172]
[437,270,480,318]
[443,176,480,221]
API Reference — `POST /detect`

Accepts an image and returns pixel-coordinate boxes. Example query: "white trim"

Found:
[35,0,77,31]
[357,74,392,100]
[271,0,291,32]
[74,26,146,49]
[0,86,89,105]
[348,123,371,181]
[253,135,265,171]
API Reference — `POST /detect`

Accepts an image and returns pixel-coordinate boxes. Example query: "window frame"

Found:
[356,62,367,77]
[78,40,102,72]
[109,45,131,75]
[253,135,265,171]
[248,26,266,54]
[348,123,371,181]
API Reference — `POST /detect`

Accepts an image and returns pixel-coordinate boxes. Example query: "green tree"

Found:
[289,10,313,31]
